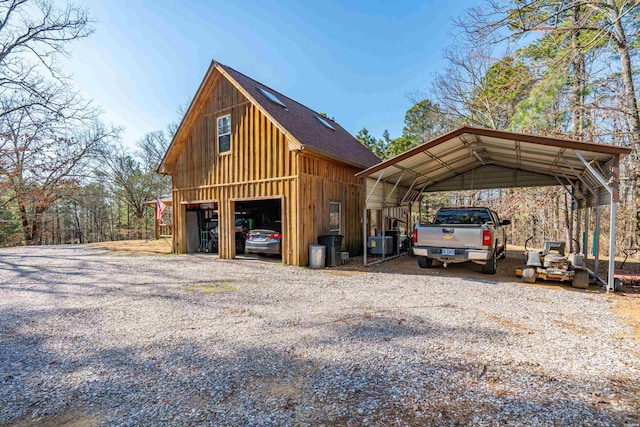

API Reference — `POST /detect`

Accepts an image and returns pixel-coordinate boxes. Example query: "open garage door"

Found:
[183,202,218,254]
[233,199,282,260]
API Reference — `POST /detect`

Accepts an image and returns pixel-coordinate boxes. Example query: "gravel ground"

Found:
[1,246,639,427]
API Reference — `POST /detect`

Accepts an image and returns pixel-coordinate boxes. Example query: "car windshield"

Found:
[433,209,492,225]
[254,223,281,232]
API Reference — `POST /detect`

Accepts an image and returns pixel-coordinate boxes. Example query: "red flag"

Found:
[156,197,167,221]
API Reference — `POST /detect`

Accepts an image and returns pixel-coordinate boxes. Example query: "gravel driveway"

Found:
[1,246,639,426]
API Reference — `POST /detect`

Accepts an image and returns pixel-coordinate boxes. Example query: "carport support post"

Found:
[569,187,575,248]
[397,207,401,257]
[382,180,386,262]
[576,201,582,254]
[583,207,589,259]
[363,208,368,266]
[567,190,573,246]
[609,200,617,291]
[607,156,620,292]
[407,201,413,254]
[594,191,601,277]
[382,207,386,261]
[573,150,619,291]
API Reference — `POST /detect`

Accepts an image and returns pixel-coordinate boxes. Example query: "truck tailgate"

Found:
[418,224,484,249]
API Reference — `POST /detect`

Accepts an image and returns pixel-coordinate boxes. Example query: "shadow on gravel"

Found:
[0,248,219,301]
[331,251,608,294]
[1,247,637,426]
[319,311,509,348]
[1,304,638,426]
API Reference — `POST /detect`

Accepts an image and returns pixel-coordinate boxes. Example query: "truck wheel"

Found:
[417,256,433,268]
[482,253,497,274]
[572,270,589,289]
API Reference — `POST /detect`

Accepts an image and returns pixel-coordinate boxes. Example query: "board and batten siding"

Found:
[170,76,299,265]
[168,70,369,266]
[297,155,365,264]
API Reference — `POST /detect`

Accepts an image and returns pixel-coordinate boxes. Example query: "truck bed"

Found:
[415,223,485,250]
[411,207,509,274]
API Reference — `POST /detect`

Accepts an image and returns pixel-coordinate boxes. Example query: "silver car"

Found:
[245,224,282,255]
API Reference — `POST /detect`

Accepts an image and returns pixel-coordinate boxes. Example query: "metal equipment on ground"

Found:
[516,238,589,289]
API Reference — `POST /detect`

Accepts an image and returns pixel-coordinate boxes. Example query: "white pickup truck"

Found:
[412,207,510,274]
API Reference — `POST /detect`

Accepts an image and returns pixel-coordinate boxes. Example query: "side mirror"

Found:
[500,219,511,226]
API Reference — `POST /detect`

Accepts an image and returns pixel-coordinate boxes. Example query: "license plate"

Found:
[442,248,455,256]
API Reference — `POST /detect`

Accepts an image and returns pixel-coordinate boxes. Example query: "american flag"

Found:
[156,197,167,221]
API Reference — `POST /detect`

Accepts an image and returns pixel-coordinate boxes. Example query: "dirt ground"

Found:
[86,240,640,345]
[86,239,173,255]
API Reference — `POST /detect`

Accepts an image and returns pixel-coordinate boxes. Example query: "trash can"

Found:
[383,230,398,254]
[318,235,344,267]
[235,231,246,254]
[309,244,326,269]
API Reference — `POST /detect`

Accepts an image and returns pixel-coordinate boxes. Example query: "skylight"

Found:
[257,87,286,108]
[315,115,336,131]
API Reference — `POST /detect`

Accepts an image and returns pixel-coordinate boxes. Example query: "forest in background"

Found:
[0,0,639,256]
[0,0,173,246]
[356,0,639,254]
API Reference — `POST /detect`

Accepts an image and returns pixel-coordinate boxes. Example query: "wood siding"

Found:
[170,76,299,264]
[167,70,367,266]
[297,154,365,264]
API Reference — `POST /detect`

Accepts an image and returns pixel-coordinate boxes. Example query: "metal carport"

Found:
[356,126,631,291]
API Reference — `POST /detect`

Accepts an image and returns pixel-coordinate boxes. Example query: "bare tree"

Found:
[460,0,640,234]
[99,132,171,239]
[430,43,497,127]
[0,0,93,118]
[137,130,170,172]
[427,25,534,132]
[0,96,117,244]
[0,0,121,245]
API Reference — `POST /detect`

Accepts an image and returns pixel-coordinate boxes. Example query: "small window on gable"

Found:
[217,114,231,154]
[257,87,286,108]
[329,202,341,235]
[315,115,336,131]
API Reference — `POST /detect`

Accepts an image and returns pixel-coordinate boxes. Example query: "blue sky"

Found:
[62,0,476,146]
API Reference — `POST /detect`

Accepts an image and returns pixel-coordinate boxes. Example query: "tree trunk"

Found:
[605,0,640,242]
[30,206,46,246]
[571,4,586,140]
[563,190,571,245]
[18,202,33,244]
[56,208,61,244]
[74,209,83,244]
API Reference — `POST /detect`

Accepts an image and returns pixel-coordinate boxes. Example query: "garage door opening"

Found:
[233,198,282,261]
[184,201,218,254]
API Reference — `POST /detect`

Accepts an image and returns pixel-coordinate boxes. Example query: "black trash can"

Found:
[235,231,246,254]
[383,230,398,254]
[318,234,344,267]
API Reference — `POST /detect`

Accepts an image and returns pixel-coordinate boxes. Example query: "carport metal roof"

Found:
[357,127,630,206]
[356,127,631,290]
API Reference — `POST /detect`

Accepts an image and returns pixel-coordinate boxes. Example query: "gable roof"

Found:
[357,126,630,207]
[159,61,380,174]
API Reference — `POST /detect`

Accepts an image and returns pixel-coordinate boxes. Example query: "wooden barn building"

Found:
[158,61,380,265]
